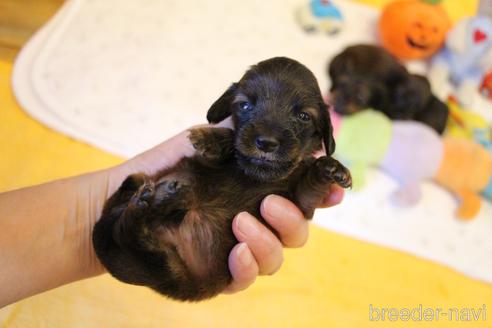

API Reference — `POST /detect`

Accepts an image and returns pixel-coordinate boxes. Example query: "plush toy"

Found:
[333,110,492,220]
[295,0,343,35]
[435,138,492,218]
[378,0,451,60]
[480,70,492,99]
[334,109,393,190]
[429,15,492,105]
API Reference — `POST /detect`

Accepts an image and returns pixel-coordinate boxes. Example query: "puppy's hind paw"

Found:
[111,173,151,208]
[120,173,147,192]
[154,179,191,204]
[130,182,155,209]
[158,180,181,194]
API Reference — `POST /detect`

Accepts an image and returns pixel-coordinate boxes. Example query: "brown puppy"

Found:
[328,44,449,134]
[92,57,351,302]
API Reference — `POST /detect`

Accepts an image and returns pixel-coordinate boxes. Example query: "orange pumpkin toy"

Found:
[379,0,452,60]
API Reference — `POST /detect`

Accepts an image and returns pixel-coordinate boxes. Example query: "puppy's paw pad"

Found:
[129,195,149,210]
[139,184,154,201]
[333,169,352,188]
[161,180,181,193]
[129,183,155,209]
[315,157,352,188]
[155,179,190,198]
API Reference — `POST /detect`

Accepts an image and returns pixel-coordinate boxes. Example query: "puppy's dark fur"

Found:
[92,57,351,302]
[328,44,449,134]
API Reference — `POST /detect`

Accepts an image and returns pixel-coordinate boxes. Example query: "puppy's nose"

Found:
[255,136,279,153]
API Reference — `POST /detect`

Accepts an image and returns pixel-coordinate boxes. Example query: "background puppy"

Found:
[328,44,449,134]
[92,57,351,302]
[391,74,449,133]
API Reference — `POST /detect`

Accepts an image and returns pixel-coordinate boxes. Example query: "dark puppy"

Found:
[328,44,449,134]
[391,74,449,132]
[92,57,352,302]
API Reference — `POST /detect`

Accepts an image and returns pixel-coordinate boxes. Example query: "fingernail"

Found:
[263,195,297,221]
[236,243,253,266]
[235,212,260,237]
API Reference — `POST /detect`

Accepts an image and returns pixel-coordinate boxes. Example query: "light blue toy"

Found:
[484,175,492,198]
[295,0,344,35]
[430,15,492,105]
[475,127,492,152]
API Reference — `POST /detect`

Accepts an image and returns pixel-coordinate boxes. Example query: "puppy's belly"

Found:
[94,156,298,301]
[152,209,235,298]
[146,161,291,299]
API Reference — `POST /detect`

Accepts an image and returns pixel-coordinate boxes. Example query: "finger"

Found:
[260,195,309,248]
[232,212,284,275]
[223,243,259,294]
[214,116,234,129]
[318,184,345,208]
[127,130,196,175]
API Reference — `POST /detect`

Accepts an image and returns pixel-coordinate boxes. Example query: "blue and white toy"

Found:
[295,0,344,35]
[430,15,492,106]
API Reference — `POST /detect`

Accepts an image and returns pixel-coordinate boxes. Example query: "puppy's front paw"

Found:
[315,157,352,188]
[189,129,215,157]
[189,128,234,162]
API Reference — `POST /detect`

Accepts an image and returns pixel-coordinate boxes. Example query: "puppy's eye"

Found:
[297,111,311,121]
[238,101,254,111]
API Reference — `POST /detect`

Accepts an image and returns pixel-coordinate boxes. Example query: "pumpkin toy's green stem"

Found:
[421,0,443,5]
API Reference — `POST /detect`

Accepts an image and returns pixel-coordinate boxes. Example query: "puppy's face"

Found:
[330,75,388,115]
[207,57,335,181]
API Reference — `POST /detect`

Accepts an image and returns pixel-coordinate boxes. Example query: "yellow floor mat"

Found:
[0,63,121,192]
[1,0,491,325]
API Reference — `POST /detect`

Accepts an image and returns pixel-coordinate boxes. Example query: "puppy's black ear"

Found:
[328,53,354,82]
[390,74,431,119]
[207,83,238,123]
[414,95,449,135]
[369,81,390,113]
[319,102,336,155]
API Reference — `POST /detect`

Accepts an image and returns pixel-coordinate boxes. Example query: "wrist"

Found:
[0,170,113,306]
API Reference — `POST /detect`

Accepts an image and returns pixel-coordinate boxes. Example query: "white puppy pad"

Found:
[14,0,376,157]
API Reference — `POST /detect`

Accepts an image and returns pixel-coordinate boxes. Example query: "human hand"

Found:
[0,117,344,307]
[106,118,344,294]
[224,184,344,293]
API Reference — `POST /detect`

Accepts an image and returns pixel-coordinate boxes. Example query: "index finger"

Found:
[259,184,344,248]
[260,195,309,248]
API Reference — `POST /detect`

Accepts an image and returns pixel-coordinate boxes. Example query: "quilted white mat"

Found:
[13,0,492,284]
